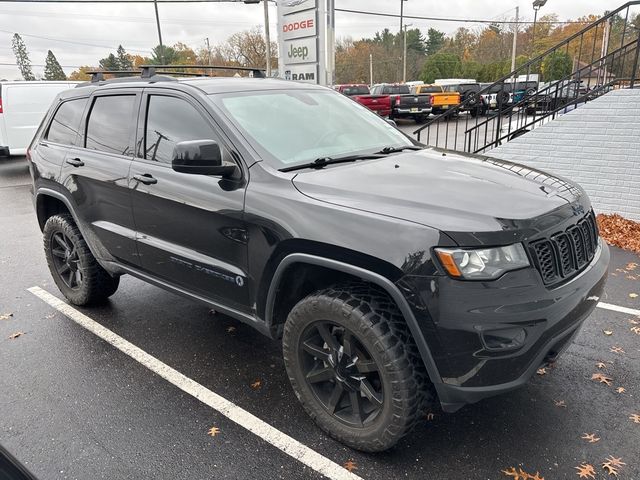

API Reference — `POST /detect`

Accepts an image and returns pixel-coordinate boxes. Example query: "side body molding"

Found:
[265,253,443,389]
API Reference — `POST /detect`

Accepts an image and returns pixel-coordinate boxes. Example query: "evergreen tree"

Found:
[425,28,445,56]
[99,53,120,71]
[116,45,133,70]
[44,50,66,80]
[11,33,35,81]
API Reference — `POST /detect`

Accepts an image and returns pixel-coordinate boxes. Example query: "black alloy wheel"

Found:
[49,231,83,289]
[299,321,384,427]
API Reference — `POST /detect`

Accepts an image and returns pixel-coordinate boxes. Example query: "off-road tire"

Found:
[43,214,120,306]
[282,283,434,452]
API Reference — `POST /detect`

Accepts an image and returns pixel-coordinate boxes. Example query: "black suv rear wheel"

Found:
[43,214,120,306]
[282,283,432,452]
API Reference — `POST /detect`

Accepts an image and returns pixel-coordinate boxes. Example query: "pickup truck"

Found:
[438,82,488,117]
[412,84,461,116]
[334,84,392,118]
[371,83,431,123]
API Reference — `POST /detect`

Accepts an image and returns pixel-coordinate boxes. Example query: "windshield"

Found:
[418,86,442,93]
[211,89,413,169]
[342,85,370,95]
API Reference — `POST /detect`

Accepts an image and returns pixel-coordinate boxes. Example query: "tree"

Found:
[150,44,179,65]
[425,28,445,56]
[68,66,95,81]
[420,53,461,83]
[99,53,120,71]
[542,50,573,81]
[116,45,133,70]
[219,27,276,69]
[44,50,66,80]
[11,33,35,81]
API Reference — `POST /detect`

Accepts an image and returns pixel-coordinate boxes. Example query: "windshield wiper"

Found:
[377,145,423,155]
[279,153,385,172]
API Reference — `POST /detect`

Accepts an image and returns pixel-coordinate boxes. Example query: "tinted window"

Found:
[46,98,87,146]
[86,95,136,155]
[342,86,369,96]
[382,85,410,95]
[418,86,442,93]
[144,95,218,164]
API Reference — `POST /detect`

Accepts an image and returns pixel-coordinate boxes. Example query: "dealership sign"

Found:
[277,0,334,86]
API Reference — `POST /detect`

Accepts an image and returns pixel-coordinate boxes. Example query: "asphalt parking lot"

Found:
[1,156,639,480]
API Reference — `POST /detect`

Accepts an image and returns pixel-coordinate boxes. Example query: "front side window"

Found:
[85,95,136,155]
[213,89,413,169]
[46,98,88,146]
[145,95,218,164]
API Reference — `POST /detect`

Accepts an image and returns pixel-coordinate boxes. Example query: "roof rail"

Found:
[140,65,266,79]
[86,70,141,82]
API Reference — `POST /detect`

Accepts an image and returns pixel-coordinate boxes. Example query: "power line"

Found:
[0,29,152,53]
[335,8,587,25]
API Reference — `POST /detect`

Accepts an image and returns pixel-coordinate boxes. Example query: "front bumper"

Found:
[402,240,609,412]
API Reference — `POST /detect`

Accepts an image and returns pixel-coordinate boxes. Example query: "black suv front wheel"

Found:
[43,214,120,306]
[282,283,431,452]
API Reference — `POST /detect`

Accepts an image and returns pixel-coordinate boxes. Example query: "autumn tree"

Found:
[68,66,95,81]
[11,33,35,81]
[219,27,277,69]
[44,50,66,80]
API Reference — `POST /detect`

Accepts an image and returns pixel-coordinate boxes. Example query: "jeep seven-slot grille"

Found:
[529,211,599,286]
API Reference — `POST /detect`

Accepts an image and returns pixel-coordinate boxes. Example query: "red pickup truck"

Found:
[334,84,391,117]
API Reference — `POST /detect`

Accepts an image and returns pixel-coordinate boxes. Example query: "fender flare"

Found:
[265,253,443,388]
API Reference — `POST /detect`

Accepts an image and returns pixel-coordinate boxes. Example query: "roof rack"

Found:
[139,65,266,79]
[81,65,266,86]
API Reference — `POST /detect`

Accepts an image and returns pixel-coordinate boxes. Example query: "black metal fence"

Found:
[414,1,640,154]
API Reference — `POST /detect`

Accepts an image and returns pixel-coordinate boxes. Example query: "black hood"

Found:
[292,148,586,244]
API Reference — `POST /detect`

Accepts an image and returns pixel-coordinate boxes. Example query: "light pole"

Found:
[403,23,413,83]
[531,0,547,58]
[243,0,271,76]
[400,0,408,82]
[153,0,165,64]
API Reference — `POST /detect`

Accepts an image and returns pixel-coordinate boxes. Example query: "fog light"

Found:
[482,328,527,351]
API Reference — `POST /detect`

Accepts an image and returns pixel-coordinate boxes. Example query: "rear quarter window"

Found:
[46,98,88,146]
[85,95,136,156]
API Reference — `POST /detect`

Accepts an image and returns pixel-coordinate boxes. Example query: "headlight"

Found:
[435,244,530,280]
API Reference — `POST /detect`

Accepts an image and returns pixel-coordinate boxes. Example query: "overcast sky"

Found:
[0,0,632,80]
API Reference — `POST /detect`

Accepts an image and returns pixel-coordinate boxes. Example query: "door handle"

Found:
[132,174,158,185]
[66,157,84,167]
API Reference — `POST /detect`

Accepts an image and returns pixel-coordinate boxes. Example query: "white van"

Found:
[0,81,79,156]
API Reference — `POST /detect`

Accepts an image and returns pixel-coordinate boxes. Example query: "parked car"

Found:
[334,83,391,117]
[525,80,585,115]
[411,84,461,116]
[437,81,488,117]
[371,83,430,123]
[29,73,609,452]
[0,80,79,157]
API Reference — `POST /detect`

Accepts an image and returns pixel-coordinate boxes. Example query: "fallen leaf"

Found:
[8,332,25,340]
[631,326,640,335]
[575,463,596,479]
[630,413,640,424]
[616,387,626,394]
[610,346,625,354]
[343,460,358,472]
[630,293,639,299]
[629,318,640,325]
[627,262,638,271]
[627,275,638,280]
[207,426,221,437]
[581,433,600,443]
[536,367,547,376]
[226,326,236,334]
[602,456,625,476]
[597,214,640,254]
[0,313,13,321]
[250,379,262,390]
[501,467,544,480]
[603,330,613,336]
[596,362,607,369]
[554,399,567,408]
[592,373,613,386]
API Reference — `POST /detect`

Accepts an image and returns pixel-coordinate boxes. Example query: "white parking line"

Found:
[28,286,362,480]
[596,302,640,317]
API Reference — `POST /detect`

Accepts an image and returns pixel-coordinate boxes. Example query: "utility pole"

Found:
[403,24,408,83]
[369,53,373,87]
[264,0,271,77]
[205,37,211,65]
[153,0,165,64]
[511,6,519,73]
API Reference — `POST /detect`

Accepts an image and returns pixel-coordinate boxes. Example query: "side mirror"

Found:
[171,140,238,177]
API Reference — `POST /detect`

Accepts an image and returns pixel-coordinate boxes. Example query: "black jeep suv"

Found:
[28,74,609,452]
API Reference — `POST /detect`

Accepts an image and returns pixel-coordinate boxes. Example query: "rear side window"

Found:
[144,95,218,164]
[85,95,136,155]
[46,98,87,146]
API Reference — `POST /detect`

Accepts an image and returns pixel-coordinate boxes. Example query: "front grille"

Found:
[529,211,599,286]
